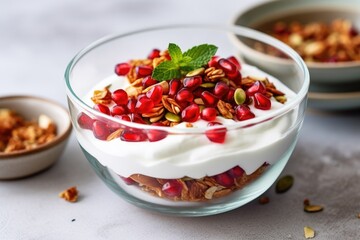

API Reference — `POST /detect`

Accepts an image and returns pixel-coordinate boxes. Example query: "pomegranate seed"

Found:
[151,122,166,127]
[77,113,94,130]
[131,114,147,124]
[147,129,168,142]
[200,91,218,106]
[142,76,158,88]
[114,62,131,76]
[176,88,194,103]
[228,166,244,178]
[106,119,122,132]
[208,56,220,68]
[136,65,153,77]
[92,120,110,140]
[181,104,200,122]
[193,87,206,98]
[120,129,147,142]
[162,180,183,197]
[228,71,242,85]
[146,85,163,104]
[93,104,110,115]
[227,56,241,70]
[183,76,202,89]
[205,122,226,143]
[111,105,127,116]
[246,81,266,96]
[235,104,255,121]
[213,81,230,98]
[218,58,237,76]
[120,176,136,185]
[116,114,131,122]
[253,93,271,110]
[215,172,234,187]
[201,107,217,121]
[111,89,128,105]
[135,97,154,114]
[127,98,137,113]
[168,79,181,97]
[148,48,161,59]
[225,87,236,103]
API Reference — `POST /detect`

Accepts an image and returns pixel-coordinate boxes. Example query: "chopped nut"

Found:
[217,100,233,119]
[259,196,270,204]
[304,226,315,239]
[304,205,324,213]
[59,186,79,202]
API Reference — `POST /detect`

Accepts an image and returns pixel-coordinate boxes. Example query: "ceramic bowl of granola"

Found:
[232,0,360,85]
[65,25,309,216]
[0,96,72,179]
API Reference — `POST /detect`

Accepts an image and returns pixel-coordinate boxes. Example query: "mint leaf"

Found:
[168,43,183,63]
[152,61,181,81]
[183,44,218,68]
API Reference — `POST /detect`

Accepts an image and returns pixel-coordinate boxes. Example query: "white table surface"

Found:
[1,0,360,239]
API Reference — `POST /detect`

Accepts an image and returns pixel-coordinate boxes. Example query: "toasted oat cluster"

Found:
[267,19,360,63]
[0,109,56,153]
[59,186,79,202]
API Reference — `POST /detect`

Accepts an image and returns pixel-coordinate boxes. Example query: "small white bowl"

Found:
[0,96,72,179]
[232,0,360,84]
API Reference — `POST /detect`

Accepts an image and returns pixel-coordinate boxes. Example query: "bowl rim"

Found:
[0,95,72,159]
[64,24,309,133]
[231,0,360,69]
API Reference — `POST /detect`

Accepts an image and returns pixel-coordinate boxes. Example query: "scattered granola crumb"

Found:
[357,213,360,219]
[303,198,310,206]
[259,196,270,204]
[304,226,315,239]
[59,186,79,202]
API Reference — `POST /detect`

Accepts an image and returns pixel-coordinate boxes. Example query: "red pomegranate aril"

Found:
[106,119,122,132]
[120,129,147,142]
[168,79,181,97]
[120,176,136,185]
[111,105,127,116]
[205,122,226,143]
[147,48,161,59]
[227,56,241,70]
[254,93,271,110]
[246,81,266,96]
[218,58,237,76]
[116,114,131,122]
[111,89,128,105]
[135,97,154,114]
[92,120,110,140]
[235,104,255,121]
[93,104,110,115]
[77,112,94,130]
[146,85,163,104]
[176,88,194,103]
[181,104,200,122]
[142,76,158,88]
[183,76,202,89]
[162,180,183,197]
[201,107,217,121]
[228,71,242,85]
[136,65,153,77]
[114,62,131,76]
[228,166,244,178]
[147,129,168,142]
[193,87,206,98]
[225,87,236,103]
[131,113,147,124]
[127,98,137,113]
[208,56,220,68]
[215,172,234,187]
[200,91,218,106]
[213,81,230,98]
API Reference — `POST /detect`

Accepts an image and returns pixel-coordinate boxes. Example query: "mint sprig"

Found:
[152,43,218,81]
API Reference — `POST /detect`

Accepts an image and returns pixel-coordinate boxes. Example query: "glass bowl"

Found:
[65,25,309,216]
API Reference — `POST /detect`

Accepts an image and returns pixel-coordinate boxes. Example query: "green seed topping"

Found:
[165,112,181,122]
[234,88,246,105]
[275,175,294,193]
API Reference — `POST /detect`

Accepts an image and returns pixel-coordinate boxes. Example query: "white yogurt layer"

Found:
[76,64,299,179]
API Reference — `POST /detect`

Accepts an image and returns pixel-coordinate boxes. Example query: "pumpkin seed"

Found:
[165,112,180,122]
[275,175,294,193]
[304,205,323,213]
[186,67,205,77]
[200,82,215,88]
[234,88,246,105]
